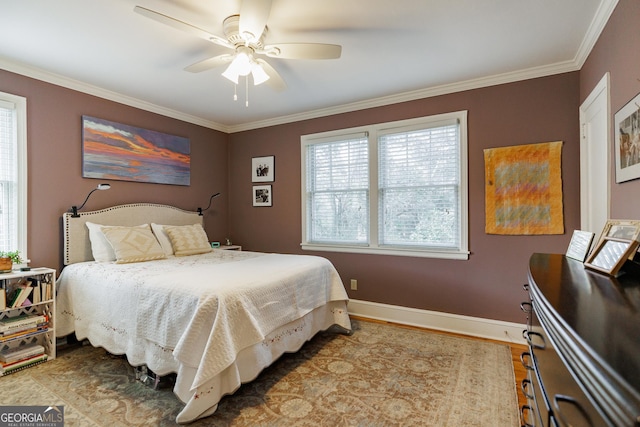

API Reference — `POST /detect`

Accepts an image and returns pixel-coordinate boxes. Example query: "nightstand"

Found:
[218,245,242,251]
[0,267,56,375]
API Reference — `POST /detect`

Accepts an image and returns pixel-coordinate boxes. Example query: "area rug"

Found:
[0,319,519,426]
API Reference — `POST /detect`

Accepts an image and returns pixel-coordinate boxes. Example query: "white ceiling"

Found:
[0,0,616,133]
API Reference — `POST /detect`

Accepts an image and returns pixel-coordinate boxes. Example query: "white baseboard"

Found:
[347,299,527,345]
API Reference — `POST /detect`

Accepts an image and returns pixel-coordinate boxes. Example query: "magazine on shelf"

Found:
[0,327,48,343]
[0,353,48,375]
[0,313,48,334]
[0,344,45,364]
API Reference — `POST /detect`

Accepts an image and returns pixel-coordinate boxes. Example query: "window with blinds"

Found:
[301,111,468,259]
[304,133,369,245]
[378,121,460,249]
[0,93,27,256]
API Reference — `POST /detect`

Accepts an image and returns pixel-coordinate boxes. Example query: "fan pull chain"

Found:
[233,83,238,101]
[245,76,249,107]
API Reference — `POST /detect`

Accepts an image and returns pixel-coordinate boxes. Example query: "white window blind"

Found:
[0,101,17,252]
[304,133,369,245]
[301,111,468,259]
[378,121,460,249]
[0,93,27,256]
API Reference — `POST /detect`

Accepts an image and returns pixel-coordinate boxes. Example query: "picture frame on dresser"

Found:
[565,230,595,262]
[583,236,639,277]
[598,219,640,241]
[593,219,640,260]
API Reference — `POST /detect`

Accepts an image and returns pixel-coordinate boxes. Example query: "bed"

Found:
[56,203,351,423]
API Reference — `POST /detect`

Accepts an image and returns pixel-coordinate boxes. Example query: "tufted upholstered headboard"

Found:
[62,203,203,265]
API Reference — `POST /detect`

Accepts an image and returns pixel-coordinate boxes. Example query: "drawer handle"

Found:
[523,283,530,292]
[553,394,593,427]
[520,352,534,370]
[521,378,534,399]
[520,405,535,427]
[523,330,546,349]
[520,301,532,313]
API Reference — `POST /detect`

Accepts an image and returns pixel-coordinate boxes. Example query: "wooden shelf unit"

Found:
[0,267,56,375]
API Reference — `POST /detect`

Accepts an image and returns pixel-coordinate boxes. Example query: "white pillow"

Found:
[102,225,166,264]
[86,222,150,262]
[86,222,116,262]
[150,223,174,256]
[164,223,212,256]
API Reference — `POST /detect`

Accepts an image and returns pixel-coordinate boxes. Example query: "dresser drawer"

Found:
[529,298,608,427]
[520,351,550,427]
[527,254,640,427]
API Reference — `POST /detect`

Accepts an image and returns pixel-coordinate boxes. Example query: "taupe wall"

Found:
[0,70,229,271]
[229,73,581,324]
[2,0,634,325]
[580,0,640,219]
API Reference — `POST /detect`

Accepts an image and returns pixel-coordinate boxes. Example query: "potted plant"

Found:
[0,250,22,272]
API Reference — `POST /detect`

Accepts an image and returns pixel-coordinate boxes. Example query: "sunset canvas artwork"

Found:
[82,116,190,186]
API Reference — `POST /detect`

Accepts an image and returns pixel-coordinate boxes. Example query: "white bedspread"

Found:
[56,250,351,421]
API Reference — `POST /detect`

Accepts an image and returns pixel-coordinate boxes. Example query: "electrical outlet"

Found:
[350,279,358,290]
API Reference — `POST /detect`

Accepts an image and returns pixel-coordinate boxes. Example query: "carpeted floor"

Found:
[0,319,519,426]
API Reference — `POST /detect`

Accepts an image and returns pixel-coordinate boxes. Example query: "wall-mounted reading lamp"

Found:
[70,183,111,217]
[198,192,221,216]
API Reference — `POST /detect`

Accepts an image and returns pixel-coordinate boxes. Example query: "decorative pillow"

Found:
[86,222,117,262]
[102,225,167,264]
[164,223,212,256]
[86,222,152,262]
[150,223,174,256]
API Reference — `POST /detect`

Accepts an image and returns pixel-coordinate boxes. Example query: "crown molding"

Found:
[0,0,618,135]
[0,57,230,133]
[227,59,581,133]
[0,56,588,135]
[574,0,619,69]
[229,0,619,133]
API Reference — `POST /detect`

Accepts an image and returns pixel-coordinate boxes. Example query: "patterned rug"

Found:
[0,319,519,426]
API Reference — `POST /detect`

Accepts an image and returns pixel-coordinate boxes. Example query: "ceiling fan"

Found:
[134,0,342,94]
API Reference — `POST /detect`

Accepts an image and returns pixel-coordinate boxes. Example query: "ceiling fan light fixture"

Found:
[221,51,252,84]
[221,67,239,84]
[136,4,341,101]
[251,62,270,85]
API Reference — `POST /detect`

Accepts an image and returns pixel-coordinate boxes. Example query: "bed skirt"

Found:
[173,300,350,423]
[63,300,350,423]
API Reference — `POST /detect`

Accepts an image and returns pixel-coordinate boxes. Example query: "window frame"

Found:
[0,91,28,259]
[301,110,468,260]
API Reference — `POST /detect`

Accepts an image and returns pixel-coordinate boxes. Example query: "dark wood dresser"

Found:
[521,253,640,427]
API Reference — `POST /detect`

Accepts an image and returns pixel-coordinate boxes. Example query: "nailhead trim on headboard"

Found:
[63,203,203,265]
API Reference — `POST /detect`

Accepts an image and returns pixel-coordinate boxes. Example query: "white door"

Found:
[579,72,610,236]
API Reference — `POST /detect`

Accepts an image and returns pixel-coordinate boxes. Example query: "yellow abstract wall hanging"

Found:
[484,141,564,235]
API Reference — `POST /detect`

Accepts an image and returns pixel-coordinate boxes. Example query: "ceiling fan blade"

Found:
[184,54,234,73]
[238,0,272,42]
[134,6,233,49]
[255,59,286,91]
[261,43,342,60]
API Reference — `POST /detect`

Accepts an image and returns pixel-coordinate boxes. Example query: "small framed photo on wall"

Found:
[252,156,275,182]
[253,185,272,207]
[614,91,640,183]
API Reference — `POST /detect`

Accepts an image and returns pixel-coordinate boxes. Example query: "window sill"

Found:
[300,243,469,260]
